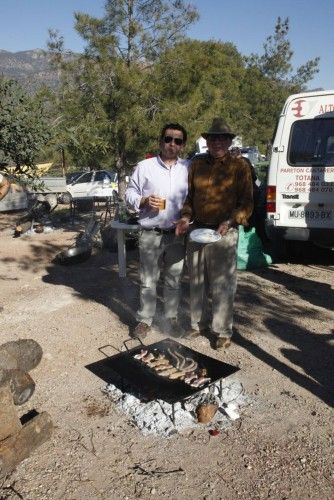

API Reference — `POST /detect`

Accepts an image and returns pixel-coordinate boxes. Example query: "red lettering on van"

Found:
[319,104,334,113]
[292,100,306,117]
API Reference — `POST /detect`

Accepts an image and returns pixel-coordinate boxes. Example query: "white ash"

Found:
[23,225,55,236]
[103,377,247,437]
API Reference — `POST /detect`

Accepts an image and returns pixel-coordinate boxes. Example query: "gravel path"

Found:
[0,212,333,499]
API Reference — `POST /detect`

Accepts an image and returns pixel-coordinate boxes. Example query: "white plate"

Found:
[189,228,222,244]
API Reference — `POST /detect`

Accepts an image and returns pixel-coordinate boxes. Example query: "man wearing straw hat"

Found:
[176,118,253,350]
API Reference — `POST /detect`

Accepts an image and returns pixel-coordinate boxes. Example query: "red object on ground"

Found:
[209,429,220,436]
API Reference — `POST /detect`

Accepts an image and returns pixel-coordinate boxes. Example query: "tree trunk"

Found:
[116,154,128,201]
[8,369,35,405]
[61,147,66,175]
[0,339,43,372]
[0,412,53,479]
[0,383,22,441]
[0,350,17,371]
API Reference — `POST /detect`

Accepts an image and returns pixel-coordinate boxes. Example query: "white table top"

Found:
[111,220,140,230]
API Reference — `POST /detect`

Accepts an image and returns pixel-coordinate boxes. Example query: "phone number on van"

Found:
[288,210,332,220]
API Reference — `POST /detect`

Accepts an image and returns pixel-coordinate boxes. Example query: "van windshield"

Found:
[288,118,334,166]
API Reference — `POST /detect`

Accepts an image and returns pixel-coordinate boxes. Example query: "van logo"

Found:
[292,99,306,117]
[284,183,294,191]
[282,194,299,199]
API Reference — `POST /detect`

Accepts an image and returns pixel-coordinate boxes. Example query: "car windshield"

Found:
[107,171,117,182]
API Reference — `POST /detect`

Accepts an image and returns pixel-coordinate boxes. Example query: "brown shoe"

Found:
[184,328,201,339]
[132,322,151,339]
[214,337,232,350]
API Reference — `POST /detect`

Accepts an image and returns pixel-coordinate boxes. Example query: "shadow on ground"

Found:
[23,233,332,408]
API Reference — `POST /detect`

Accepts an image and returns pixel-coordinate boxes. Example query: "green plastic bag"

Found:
[237,226,272,270]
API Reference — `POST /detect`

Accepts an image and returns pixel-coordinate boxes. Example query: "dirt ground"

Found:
[0,210,333,500]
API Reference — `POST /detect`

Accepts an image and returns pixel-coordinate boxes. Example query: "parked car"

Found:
[240,147,261,166]
[65,171,85,184]
[66,170,118,201]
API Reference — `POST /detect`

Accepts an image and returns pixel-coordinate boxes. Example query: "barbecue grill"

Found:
[86,338,239,407]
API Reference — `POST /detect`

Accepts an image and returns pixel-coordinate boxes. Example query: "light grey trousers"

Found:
[187,228,239,338]
[136,230,185,326]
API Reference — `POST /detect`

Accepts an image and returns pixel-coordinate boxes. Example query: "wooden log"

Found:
[0,369,35,405]
[0,368,8,385]
[7,369,35,405]
[0,412,53,479]
[0,383,22,441]
[0,339,43,372]
[0,349,18,371]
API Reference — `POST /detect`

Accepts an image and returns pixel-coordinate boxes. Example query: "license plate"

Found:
[288,209,332,220]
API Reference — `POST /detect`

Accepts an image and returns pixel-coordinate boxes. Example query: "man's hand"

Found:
[140,194,162,210]
[217,220,232,236]
[175,217,190,236]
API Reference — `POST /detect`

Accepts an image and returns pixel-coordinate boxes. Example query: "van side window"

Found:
[288,118,334,166]
[325,138,334,165]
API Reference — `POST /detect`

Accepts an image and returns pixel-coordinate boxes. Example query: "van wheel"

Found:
[280,240,313,263]
[270,237,298,262]
[282,240,301,262]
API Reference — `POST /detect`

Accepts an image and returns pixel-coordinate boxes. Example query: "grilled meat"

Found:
[190,376,211,387]
[133,349,148,360]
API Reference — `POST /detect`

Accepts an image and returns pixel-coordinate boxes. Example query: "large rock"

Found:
[0,339,43,372]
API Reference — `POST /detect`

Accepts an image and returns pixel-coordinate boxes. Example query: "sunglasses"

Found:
[164,136,184,146]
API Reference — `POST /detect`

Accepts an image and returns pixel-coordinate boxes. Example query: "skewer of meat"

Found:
[158,367,180,377]
[148,358,170,368]
[155,362,173,372]
[183,358,198,372]
[168,369,189,380]
[141,352,155,363]
[183,373,198,384]
[190,377,211,388]
[133,349,148,360]
[167,348,182,369]
[145,353,166,365]
[167,348,197,372]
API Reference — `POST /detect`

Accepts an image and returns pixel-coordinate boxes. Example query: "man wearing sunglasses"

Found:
[176,118,253,350]
[125,123,189,339]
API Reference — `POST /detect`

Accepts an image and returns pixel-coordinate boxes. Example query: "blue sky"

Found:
[0,0,332,90]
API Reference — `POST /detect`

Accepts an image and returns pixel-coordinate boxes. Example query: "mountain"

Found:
[0,49,60,93]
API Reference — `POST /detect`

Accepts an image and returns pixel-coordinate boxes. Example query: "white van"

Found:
[266,89,334,251]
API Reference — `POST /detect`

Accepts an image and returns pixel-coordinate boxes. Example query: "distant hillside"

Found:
[0,49,60,93]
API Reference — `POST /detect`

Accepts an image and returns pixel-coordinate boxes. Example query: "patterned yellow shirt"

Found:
[181,152,253,226]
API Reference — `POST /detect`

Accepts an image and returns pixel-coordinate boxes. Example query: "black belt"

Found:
[142,227,175,234]
[194,222,219,230]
